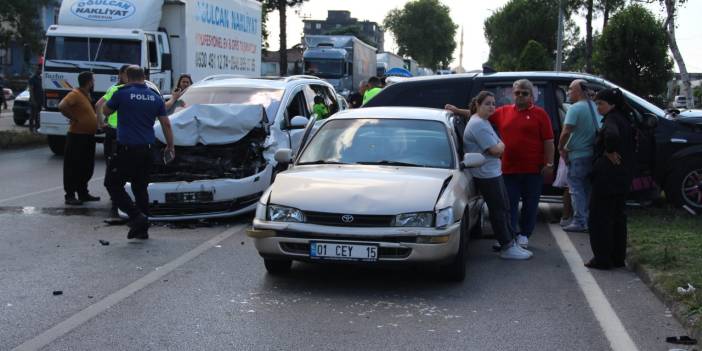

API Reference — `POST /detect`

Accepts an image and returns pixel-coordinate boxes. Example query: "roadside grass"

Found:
[0,130,46,150]
[628,206,702,332]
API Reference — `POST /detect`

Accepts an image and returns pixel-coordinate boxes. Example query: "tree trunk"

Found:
[585,0,594,73]
[278,0,287,76]
[665,0,692,108]
[602,0,610,31]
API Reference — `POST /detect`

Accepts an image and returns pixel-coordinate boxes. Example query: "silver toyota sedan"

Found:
[247,107,485,281]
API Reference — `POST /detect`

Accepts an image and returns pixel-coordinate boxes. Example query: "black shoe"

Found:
[584,259,612,270]
[127,214,149,239]
[64,197,83,206]
[79,193,101,202]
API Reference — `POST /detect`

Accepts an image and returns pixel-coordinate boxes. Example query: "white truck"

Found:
[40,0,262,154]
[376,52,405,77]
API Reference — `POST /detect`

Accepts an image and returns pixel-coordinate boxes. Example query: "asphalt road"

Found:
[0,145,693,351]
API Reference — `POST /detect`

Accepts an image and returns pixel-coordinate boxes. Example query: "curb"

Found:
[627,255,701,341]
[0,131,47,150]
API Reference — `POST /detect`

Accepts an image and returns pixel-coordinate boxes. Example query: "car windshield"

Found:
[45,36,141,64]
[601,80,666,117]
[175,86,284,117]
[298,118,454,169]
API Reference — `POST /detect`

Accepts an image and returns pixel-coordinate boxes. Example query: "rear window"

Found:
[365,79,471,109]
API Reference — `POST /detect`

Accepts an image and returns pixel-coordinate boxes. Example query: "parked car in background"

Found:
[673,95,691,109]
[365,71,702,211]
[248,107,486,281]
[12,89,31,126]
[124,75,344,221]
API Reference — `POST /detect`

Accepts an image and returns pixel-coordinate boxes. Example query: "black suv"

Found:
[365,71,702,211]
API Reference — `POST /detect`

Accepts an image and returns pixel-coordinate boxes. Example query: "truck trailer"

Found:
[40,0,262,154]
[303,35,376,97]
[376,52,405,77]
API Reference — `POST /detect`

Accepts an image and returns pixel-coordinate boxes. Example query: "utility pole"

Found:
[555,0,564,71]
[458,26,464,73]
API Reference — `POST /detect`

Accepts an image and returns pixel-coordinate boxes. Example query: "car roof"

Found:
[394,71,604,83]
[192,76,330,90]
[328,106,451,124]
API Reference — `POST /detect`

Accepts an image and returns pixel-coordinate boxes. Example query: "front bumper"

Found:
[121,165,272,221]
[38,111,68,136]
[249,219,462,263]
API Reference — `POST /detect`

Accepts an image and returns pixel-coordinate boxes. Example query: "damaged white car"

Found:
[124,76,343,221]
[248,107,486,281]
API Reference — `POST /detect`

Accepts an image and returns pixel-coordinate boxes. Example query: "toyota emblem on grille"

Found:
[341,215,354,223]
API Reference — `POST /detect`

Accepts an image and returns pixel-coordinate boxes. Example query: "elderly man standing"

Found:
[558,80,601,233]
[491,79,555,249]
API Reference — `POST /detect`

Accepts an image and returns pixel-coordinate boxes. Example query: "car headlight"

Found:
[255,202,267,220]
[267,204,305,223]
[435,207,454,229]
[46,98,60,109]
[393,212,433,227]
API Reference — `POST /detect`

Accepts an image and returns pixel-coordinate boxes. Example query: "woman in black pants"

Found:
[586,88,636,269]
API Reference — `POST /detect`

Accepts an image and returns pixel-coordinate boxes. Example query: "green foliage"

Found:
[594,4,673,97]
[518,40,551,70]
[324,26,375,47]
[484,0,578,70]
[693,86,702,108]
[0,0,55,56]
[383,0,457,70]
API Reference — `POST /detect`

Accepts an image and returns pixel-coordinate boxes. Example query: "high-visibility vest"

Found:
[103,84,123,128]
[362,87,382,105]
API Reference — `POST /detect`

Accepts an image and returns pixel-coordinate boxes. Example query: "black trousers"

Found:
[63,133,96,197]
[103,127,117,190]
[587,186,628,267]
[106,144,152,219]
[474,175,515,247]
[29,102,41,131]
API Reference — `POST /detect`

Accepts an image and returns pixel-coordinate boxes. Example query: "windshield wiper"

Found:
[356,160,426,167]
[45,59,83,70]
[84,62,119,72]
[297,160,349,165]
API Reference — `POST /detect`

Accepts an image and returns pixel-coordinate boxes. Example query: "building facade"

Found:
[303,11,383,52]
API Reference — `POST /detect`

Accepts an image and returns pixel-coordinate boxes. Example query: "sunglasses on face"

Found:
[514,91,531,97]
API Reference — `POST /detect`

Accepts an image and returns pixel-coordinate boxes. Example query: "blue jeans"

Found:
[567,156,592,228]
[503,173,544,237]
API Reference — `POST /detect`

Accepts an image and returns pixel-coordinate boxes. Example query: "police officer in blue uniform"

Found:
[102,66,174,240]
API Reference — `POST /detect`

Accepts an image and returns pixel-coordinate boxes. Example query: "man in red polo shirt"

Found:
[491,79,554,249]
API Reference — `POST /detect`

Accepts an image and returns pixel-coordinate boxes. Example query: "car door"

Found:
[307,84,340,119]
[282,86,313,154]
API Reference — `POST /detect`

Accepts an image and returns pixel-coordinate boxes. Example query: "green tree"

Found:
[484,0,578,70]
[518,40,551,70]
[257,1,275,51]
[594,4,672,97]
[258,0,309,76]
[383,0,457,70]
[0,0,55,60]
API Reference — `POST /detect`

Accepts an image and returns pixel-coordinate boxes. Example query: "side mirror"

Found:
[641,112,658,129]
[161,53,172,71]
[289,115,309,129]
[274,148,293,165]
[462,153,486,169]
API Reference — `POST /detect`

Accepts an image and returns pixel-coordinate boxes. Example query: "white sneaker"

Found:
[560,217,572,227]
[516,245,533,258]
[500,242,532,260]
[516,234,529,249]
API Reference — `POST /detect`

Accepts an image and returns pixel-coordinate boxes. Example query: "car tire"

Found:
[13,113,27,126]
[440,218,467,282]
[666,157,702,211]
[47,135,66,156]
[264,258,292,275]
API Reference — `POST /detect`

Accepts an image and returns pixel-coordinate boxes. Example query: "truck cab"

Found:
[303,46,352,97]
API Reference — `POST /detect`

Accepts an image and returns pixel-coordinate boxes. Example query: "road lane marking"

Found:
[11,224,246,351]
[0,177,105,204]
[545,204,639,351]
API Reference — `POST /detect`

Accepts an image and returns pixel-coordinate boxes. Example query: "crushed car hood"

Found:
[269,165,452,214]
[155,104,267,146]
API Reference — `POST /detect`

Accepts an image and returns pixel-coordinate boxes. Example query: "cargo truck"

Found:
[40,0,262,155]
[376,52,405,77]
[303,35,376,97]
